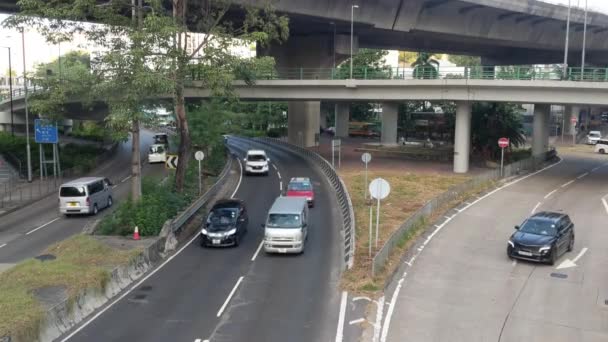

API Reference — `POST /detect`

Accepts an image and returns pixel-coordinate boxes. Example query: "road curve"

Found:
[58,137,344,342]
[384,153,608,342]
[0,129,164,266]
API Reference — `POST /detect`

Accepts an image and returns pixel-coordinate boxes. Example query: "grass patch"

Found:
[0,235,138,340]
[339,168,473,294]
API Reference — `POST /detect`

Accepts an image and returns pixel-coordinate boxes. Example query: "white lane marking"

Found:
[544,189,557,199]
[335,291,348,342]
[121,175,132,183]
[112,185,118,189]
[373,296,385,342]
[216,276,244,318]
[444,216,452,220]
[380,157,563,340]
[279,181,283,192]
[531,202,541,214]
[194,339,201,342]
[349,318,365,325]
[277,171,282,180]
[556,247,589,270]
[231,159,243,199]
[272,163,278,171]
[602,197,608,215]
[352,296,372,302]
[0,243,6,249]
[251,240,264,262]
[26,217,61,235]
[380,273,405,342]
[561,180,575,188]
[60,158,245,342]
[591,166,601,172]
[577,172,589,179]
[511,260,517,267]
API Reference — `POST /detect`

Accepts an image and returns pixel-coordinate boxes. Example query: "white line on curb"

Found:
[349,318,365,325]
[544,189,558,199]
[561,180,575,188]
[277,171,282,180]
[531,202,541,214]
[335,291,348,342]
[373,296,385,342]
[231,159,243,199]
[251,240,264,261]
[0,243,6,249]
[26,217,60,235]
[577,172,589,179]
[380,273,405,342]
[217,276,244,318]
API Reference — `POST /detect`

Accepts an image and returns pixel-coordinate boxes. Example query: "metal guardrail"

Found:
[170,152,234,234]
[371,149,558,277]
[247,136,356,270]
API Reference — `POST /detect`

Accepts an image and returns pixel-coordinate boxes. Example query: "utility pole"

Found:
[581,0,588,78]
[562,0,571,79]
[350,5,358,79]
[20,28,32,182]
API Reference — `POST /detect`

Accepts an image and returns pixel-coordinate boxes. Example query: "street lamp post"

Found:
[1,46,14,136]
[20,28,32,182]
[581,0,588,76]
[350,4,358,79]
[562,0,571,79]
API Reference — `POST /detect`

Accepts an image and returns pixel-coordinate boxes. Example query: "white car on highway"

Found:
[244,150,270,175]
[586,131,602,145]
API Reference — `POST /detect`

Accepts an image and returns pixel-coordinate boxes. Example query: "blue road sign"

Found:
[34,119,58,144]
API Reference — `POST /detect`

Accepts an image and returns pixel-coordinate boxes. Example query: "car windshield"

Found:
[150,145,165,153]
[247,154,266,162]
[208,208,238,226]
[154,135,168,144]
[288,182,312,191]
[267,214,302,228]
[519,218,557,236]
[589,133,601,138]
[60,186,86,197]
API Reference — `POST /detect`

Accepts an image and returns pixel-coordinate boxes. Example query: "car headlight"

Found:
[201,228,208,235]
[226,228,237,235]
[507,240,514,248]
[539,246,551,253]
[306,197,313,201]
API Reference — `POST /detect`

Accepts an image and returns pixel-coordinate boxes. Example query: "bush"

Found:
[70,121,109,142]
[266,127,287,138]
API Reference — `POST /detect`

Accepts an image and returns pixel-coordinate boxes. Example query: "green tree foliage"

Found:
[471,102,526,160]
[398,51,417,67]
[412,52,439,79]
[447,55,481,67]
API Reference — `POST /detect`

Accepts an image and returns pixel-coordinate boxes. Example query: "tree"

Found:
[4,69,17,77]
[398,51,417,68]
[412,52,439,79]
[447,55,481,67]
[471,102,526,160]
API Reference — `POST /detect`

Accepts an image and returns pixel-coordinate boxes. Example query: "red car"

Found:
[286,177,314,208]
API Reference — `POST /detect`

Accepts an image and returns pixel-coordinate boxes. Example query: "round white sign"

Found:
[369,178,390,200]
[361,152,372,164]
[194,151,205,161]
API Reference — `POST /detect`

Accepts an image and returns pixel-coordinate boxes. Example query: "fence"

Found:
[371,149,558,277]
[170,152,234,235]
[247,136,356,270]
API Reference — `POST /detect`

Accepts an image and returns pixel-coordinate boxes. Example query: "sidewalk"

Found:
[0,177,66,216]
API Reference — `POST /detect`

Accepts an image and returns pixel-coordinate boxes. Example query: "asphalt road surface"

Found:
[0,129,165,268]
[384,153,608,342]
[58,137,343,342]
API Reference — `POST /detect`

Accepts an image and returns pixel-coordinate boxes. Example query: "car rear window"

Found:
[60,186,86,197]
[288,182,312,191]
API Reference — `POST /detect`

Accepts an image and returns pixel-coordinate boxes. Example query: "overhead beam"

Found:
[531,18,551,26]
[515,15,535,23]
[497,12,518,21]
[459,5,484,15]
[423,0,450,11]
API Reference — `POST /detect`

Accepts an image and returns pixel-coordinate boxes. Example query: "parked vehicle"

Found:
[594,139,608,154]
[507,211,575,265]
[153,133,169,146]
[244,149,270,176]
[286,177,315,207]
[586,131,602,145]
[349,122,380,138]
[200,199,249,247]
[148,144,167,163]
[263,197,308,254]
[59,177,113,216]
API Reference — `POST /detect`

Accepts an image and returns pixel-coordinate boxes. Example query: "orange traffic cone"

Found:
[133,226,140,240]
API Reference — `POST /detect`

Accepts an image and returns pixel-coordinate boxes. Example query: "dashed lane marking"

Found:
[26,217,61,235]
[544,189,557,199]
[251,240,264,262]
[335,291,348,342]
[216,276,244,318]
[561,180,575,188]
[531,202,541,214]
[577,172,589,179]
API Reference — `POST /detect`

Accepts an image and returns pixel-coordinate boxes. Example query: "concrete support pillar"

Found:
[533,104,551,156]
[454,101,472,174]
[563,105,572,134]
[570,105,581,134]
[381,102,398,145]
[335,103,350,138]
[288,101,320,147]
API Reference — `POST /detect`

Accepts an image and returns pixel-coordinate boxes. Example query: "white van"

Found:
[263,197,308,254]
[148,144,167,163]
[59,177,113,216]
[594,139,608,154]
[244,150,270,175]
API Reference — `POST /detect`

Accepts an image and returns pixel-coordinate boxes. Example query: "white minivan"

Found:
[59,177,113,216]
[148,144,167,163]
[263,197,308,254]
[244,149,270,175]
[594,139,608,154]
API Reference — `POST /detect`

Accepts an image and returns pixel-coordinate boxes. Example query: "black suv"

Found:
[200,199,249,247]
[507,211,575,265]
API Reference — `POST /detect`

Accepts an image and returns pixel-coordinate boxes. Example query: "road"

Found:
[383,153,608,341]
[0,129,165,268]
[58,137,343,342]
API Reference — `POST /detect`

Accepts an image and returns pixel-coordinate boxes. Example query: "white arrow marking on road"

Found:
[556,247,588,270]
[602,197,608,215]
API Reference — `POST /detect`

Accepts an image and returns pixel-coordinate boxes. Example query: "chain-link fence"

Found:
[371,149,558,277]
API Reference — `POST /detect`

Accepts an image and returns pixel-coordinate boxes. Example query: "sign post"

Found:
[498,137,509,177]
[195,151,205,196]
[570,116,577,146]
[369,178,391,249]
[332,138,342,168]
[361,153,372,199]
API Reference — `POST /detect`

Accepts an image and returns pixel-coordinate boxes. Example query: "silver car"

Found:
[59,177,113,216]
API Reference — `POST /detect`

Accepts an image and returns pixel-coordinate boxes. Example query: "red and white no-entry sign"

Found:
[498,137,510,148]
[570,117,578,124]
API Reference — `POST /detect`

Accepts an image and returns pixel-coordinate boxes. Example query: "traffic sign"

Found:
[570,117,578,124]
[369,178,390,200]
[34,119,58,144]
[165,155,178,169]
[194,151,205,161]
[498,137,509,149]
[361,152,372,164]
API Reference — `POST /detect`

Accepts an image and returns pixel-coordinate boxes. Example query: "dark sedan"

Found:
[200,199,249,247]
[507,211,575,265]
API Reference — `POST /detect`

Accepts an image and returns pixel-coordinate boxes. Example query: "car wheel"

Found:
[549,247,558,266]
[567,233,575,252]
[600,149,606,154]
[107,197,113,208]
[92,204,99,215]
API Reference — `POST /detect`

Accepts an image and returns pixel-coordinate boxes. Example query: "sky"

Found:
[1,1,608,76]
